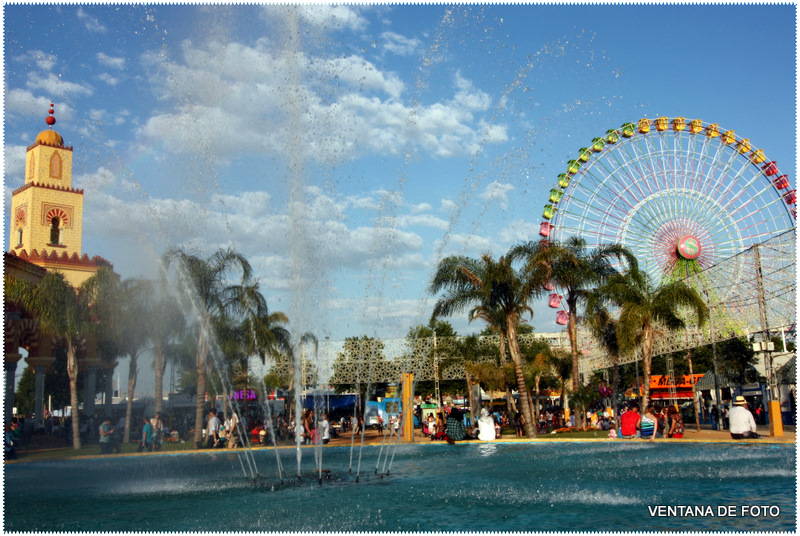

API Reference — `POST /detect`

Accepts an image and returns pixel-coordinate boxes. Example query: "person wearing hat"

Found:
[728,396,760,439]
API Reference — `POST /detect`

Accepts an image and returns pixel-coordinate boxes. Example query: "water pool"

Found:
[3,442,795,532]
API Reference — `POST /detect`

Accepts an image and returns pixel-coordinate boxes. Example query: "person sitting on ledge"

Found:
[728,396,761,440]
[445,408,467,444]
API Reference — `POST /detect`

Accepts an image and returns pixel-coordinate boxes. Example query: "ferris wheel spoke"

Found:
[605,142,651,199]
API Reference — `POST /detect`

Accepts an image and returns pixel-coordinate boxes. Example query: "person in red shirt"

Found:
[619,403,640,438]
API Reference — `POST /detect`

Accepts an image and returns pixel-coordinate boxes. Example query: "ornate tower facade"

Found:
[8,103,112,287]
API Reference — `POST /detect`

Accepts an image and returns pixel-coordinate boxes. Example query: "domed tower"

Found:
[8,102,113,287]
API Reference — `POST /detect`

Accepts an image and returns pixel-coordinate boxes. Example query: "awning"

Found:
[778,357,796,385]
[694,373,736,391]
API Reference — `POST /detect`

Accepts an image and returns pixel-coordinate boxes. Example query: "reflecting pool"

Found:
[4,442,795,532]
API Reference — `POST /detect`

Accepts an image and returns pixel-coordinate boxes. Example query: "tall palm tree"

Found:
[549,353,572,426]
[468,305,517,415]
[598,266,708,410]
[163,247,254,448]
[430,252,543,437]
[584,293,625,430]
[511,237,636,396]
[147,276,186,415]
[116,278,152,443]
[5,271,92,449]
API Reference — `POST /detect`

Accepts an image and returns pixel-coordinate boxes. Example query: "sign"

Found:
[230,389,258,401]
[649,374,704,389]
[677,236,702,259]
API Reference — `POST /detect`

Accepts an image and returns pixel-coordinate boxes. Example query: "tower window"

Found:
[49,217,60,245]
[49,152,62,179]
[28,154,35,179]
[17,229,22,246]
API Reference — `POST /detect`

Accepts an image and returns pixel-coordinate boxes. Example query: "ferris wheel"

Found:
[539,116,796,322]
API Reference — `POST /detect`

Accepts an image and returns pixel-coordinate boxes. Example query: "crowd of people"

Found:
[3,391,771,461]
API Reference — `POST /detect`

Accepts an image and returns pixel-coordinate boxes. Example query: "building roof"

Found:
[694,372,736,391]
[777,357,795,385]
[35,129,63,147]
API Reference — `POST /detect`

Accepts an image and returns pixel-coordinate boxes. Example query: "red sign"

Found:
[649,374,703,389]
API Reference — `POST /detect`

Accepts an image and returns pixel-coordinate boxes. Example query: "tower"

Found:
[8,102,113,287]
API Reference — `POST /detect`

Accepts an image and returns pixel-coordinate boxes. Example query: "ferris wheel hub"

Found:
[677,236,702,260]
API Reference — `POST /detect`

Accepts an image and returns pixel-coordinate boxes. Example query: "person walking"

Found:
[206,408,221,448]
[226,411,240,449]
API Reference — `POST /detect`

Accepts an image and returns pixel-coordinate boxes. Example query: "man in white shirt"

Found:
[206,408,221,448]
[728,396,760,439]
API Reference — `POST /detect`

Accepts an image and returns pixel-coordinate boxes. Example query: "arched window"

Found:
[50,217,60,245]
[28,154,35,179]
[17,229,23,246]
[49,152,62,179]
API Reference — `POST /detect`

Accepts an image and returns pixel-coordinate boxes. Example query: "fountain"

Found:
[4,4,797,533]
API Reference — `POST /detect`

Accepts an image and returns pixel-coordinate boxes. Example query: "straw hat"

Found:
[733,396,748,406]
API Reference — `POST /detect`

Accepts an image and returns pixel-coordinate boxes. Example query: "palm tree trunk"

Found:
[568,309,580,393]
[641,328,653,411]
[193,329,208,448]
[66,341,81,450]
[498,334,517,415]
[612,362,620,433]
[687,352,701,432]
[506,321,536,437]
[124,355,137,443]
[153,343,166,415]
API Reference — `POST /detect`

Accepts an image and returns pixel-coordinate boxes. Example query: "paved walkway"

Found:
[6,424,794,464]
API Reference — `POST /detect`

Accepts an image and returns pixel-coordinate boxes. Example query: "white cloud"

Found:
[97,52,125,69]
[410,202,432,213]
[4,89,66,118]
[77,7,107,33]
[440,199,457,212]
[137,36,506,164]
[479,181,514,209]
[397,214,449,230]
[263,4,369,32]
[13,50,57,71]
[26,73,93,97]
[3,145,27,184]
[381,31,423,56]
[97,73,120,86]
[499,219,541,244]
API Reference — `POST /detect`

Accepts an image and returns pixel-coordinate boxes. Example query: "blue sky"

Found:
[3,3,796,353]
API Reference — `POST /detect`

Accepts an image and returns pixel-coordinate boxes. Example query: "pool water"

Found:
[3,442,795,532]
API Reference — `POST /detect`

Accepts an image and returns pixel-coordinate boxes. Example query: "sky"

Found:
[3,3,797,393]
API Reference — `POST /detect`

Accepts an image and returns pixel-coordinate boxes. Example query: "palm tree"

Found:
[147,276,186,415]
[5,271,91,449]
[469,305,517,415]
[584,294,625,431]
[430,252,543,437]
[116,278,152,443]
[549,353,572,427]
[511,237,635,427]
[163,247,254,448]
[598,266,709,410]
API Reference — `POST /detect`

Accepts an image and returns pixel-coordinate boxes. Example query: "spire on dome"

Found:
[35,100,64,146]
[46,102,56,127]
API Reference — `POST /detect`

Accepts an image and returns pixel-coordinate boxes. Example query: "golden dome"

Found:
[36,129,63,146]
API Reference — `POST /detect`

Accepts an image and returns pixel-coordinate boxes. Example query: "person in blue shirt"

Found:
[140,417,154,452]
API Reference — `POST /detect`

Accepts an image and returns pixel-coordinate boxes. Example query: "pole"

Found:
[753,244,782,436]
